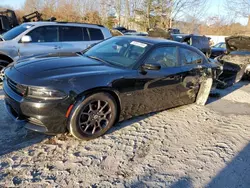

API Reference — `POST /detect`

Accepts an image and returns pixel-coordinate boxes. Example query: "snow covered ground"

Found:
[0,82,250,187]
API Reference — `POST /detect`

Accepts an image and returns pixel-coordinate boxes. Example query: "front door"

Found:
[137,45,184,113]
[18,26,60,57]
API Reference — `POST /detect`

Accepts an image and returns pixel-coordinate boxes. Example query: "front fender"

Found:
[0,49,18,61]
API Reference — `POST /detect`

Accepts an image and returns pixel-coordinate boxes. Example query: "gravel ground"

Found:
[0,82,250,188]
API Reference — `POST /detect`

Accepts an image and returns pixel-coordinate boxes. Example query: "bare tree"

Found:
[225,0,250,18]
[114,0,122,25]
[22,0,43,12]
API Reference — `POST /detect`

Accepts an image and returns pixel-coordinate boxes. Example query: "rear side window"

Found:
[59,26,83,41]
[83,28,90,41]
[28,26,58,42]
[88,28,104,41]
[145,46,178,68]
[180,48,203,65]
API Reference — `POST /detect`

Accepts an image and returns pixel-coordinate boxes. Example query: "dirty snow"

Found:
[0,82,250,187]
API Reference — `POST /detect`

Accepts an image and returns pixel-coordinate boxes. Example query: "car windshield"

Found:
[214,42,226,48]
[2,24,34,41]
[84,37,151,68]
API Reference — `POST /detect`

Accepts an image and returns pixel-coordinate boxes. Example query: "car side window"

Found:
[221,43,226,48]
[88,28,104,41]
[59,26,83,41]
[83,28,90,41]
[180,48,203,65]
[28,26,59,43]
[145,46,178,68]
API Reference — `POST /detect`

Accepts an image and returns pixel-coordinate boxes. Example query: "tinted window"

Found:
[83,28,90,41]
[88,28,104,40]
[28,26,58,42]
[145,47,178,68]
[59,26,83,41]
[180,48,203,65]
[2,24,33,40]
[191,36,209,48]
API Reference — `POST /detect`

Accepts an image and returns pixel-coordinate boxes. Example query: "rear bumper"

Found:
[3,79,71,134]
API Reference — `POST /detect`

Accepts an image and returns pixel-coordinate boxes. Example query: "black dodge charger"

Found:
[3,36,216,140]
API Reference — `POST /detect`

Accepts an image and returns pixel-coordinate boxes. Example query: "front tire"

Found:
[68,92,117,140]
[0,60,9,82]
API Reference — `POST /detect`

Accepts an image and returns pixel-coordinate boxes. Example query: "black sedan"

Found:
[4,36,216,140]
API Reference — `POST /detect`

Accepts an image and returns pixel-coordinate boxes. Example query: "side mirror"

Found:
[141,62,161,71]
[21,35,32,43]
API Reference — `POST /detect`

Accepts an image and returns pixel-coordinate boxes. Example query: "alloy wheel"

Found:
[78,100,112,135]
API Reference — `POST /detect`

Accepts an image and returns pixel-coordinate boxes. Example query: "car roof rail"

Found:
[55,21,104,27]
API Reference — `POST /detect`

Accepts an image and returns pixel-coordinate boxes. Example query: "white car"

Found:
[0,21,112,73]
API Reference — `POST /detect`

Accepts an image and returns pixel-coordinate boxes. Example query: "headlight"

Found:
[27,87,67,100]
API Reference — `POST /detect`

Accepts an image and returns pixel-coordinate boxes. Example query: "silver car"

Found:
[0,21,112,71]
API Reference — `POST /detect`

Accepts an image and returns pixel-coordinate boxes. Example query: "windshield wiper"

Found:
[85,55,110,64]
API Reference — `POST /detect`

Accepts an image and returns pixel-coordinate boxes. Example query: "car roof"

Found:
[115,35,180,45]
[115,36,203,52]
[171,34,207,37]
[22,21,105,28]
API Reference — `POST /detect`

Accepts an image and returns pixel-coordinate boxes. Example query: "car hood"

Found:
[16,52,80,62]
[13,55,117,79]
[225,36,250,52]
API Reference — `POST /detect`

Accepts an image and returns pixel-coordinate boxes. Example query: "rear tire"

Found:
[68,92,117,140]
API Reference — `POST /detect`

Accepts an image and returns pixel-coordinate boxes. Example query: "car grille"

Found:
[7,78,27,96]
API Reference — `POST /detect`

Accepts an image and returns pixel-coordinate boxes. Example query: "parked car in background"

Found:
[124,32,148,36]
[4,36,216,140]
[147,27,171,39]
[210,42,226,58]
[170,34,211,57]
[112,26,136,34]
[0,21,112,73]
[167,28,180,34]
[110,29,123,36]
[216,36,250,88]
[110,29,148,37]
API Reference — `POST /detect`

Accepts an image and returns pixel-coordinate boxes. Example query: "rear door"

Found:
[59,26,90,53]
[18,26,60,57]
[87,27,105,46]
[59,26,104,53]
[179,47,207,103]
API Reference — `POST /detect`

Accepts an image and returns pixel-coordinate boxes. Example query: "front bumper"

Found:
[3,79,71,134]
